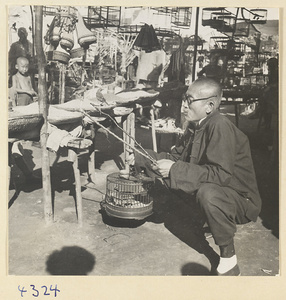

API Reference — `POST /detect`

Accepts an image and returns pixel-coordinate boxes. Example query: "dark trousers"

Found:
[135,149,251,246]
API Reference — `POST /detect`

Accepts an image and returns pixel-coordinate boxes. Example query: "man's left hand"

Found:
[156,159,175,178]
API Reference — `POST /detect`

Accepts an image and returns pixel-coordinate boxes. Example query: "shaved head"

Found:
[181,77,223,122]
[16,56,29,65]
[189,77,223,108]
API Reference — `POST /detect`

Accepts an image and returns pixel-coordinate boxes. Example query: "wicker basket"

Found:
[102,172,154,220]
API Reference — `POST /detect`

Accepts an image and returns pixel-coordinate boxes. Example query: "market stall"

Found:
[8,5,278,225]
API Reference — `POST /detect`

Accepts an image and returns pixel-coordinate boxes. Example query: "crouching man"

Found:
[133,77,261,276]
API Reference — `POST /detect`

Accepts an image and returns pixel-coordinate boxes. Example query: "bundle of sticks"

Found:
[81,106,157,166]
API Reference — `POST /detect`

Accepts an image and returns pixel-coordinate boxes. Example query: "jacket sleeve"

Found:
[169,118,237,194]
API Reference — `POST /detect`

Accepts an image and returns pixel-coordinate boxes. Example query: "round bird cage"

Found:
[103,172,154,220]
[250,9,267,24]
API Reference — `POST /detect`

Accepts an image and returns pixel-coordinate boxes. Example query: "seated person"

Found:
[197,56,223,83]
[131,77,262,276]
[10,56,37,107]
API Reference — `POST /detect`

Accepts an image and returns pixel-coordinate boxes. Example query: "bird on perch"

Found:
[96,88,108,105]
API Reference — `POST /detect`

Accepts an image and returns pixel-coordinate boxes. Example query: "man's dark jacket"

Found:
[169,110,262,222]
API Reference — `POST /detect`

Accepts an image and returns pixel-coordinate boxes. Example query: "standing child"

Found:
[9,56,41,186]
[11,56,37,107]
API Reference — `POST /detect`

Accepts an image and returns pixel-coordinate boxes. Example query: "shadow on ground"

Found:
[181,263,210,276]
[46,246,95,275]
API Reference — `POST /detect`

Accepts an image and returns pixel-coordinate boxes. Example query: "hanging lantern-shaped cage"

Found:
[59,14,77,51]
[250,9,267,24]
[70,30,85,58]
[60,29,74,51]
[49,17,61,47]
[52,43,71,64]
[76,13,97,47]
[171,7,192,27]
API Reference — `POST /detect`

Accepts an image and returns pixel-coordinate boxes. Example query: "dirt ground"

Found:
[8,105,279,276]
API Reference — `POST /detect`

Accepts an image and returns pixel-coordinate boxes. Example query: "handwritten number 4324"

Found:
[18,285,60,297]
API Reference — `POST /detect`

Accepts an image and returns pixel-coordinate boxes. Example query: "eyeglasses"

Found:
[183,94,217,106]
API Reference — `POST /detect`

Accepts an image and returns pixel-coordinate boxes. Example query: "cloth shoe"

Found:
[216,264,240,276]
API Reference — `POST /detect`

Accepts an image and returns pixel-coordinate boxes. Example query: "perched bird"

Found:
[96,88,108,105]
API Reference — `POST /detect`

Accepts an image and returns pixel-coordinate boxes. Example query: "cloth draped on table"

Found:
[46,123,83,152]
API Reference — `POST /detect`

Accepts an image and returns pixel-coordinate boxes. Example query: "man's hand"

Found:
[156,159,175,178]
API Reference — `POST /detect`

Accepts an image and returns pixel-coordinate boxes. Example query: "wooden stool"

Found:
[66,138,92,226]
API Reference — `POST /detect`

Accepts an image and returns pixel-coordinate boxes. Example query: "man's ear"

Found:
[206,100,215,114]
[15,64,19,70]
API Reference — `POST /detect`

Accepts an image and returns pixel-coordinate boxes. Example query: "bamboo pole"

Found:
[35,6,53,225]
[192,7,200,82]
[60,64,66,104]
[150,107,157,152]
[68,149,83,227]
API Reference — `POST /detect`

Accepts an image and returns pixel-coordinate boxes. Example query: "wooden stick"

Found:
[68,149,83,227]
[82,111,157,165]
[35,6,53,225]
[90,104,153,160]
[150,106,157,152]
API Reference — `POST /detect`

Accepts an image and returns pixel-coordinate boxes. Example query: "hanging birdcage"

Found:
[234,41,245,53]
[205,11,235,33]
[202,7,225,27]
[56,6,77,17]
[233,19,250,37]
[210,36,230,50]
[102,173,154,220]
[43,6,77,17]
[86,6,121,28]
[171,7,192,27]
[217,15,236,32]
[250,9,267,24]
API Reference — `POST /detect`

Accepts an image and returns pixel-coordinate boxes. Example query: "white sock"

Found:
[217,255,237,274]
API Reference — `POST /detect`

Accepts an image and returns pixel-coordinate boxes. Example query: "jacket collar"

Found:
[194,110,220,130]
